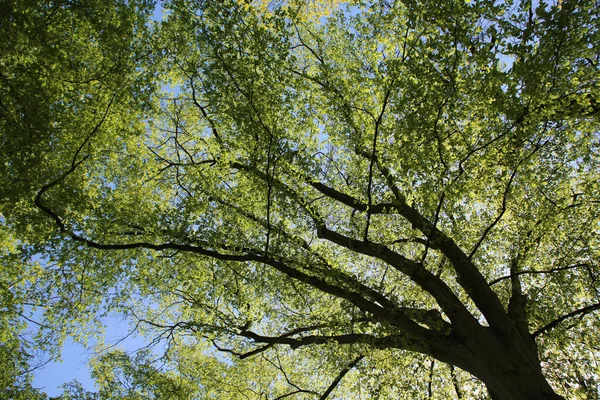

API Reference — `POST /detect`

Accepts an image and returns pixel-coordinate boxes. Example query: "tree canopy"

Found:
[1,0,600,398]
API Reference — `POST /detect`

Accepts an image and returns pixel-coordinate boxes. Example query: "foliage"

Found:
[1,0,600,398]
[1,0,156,396]
[84,349,199,400]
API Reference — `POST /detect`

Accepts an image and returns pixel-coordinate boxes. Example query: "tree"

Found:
[2,0,600,398]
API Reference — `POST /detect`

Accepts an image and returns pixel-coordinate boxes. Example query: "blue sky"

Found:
[32,316,148,396]
[33,340,95,395]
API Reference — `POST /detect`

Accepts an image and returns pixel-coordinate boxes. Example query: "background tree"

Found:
[1,0,600,398]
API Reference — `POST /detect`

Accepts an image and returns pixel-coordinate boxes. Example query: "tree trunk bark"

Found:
[441,326,564,400]
[483,370,564,400]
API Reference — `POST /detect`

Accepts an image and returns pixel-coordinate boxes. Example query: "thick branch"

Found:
[357,150,515,336]
[238,161,456,320]
[309,180,396,214]
[317,226,477,332]
[237,325,328,359]
[240,330,429,354]
[507,257,528,336]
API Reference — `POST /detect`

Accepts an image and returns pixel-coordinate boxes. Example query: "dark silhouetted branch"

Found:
[490,264,589,286]
[533,302,600,338]
[320,355,365,399]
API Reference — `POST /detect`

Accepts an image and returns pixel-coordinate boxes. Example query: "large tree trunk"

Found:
[459,330,563,400]
[482,367,564,400]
